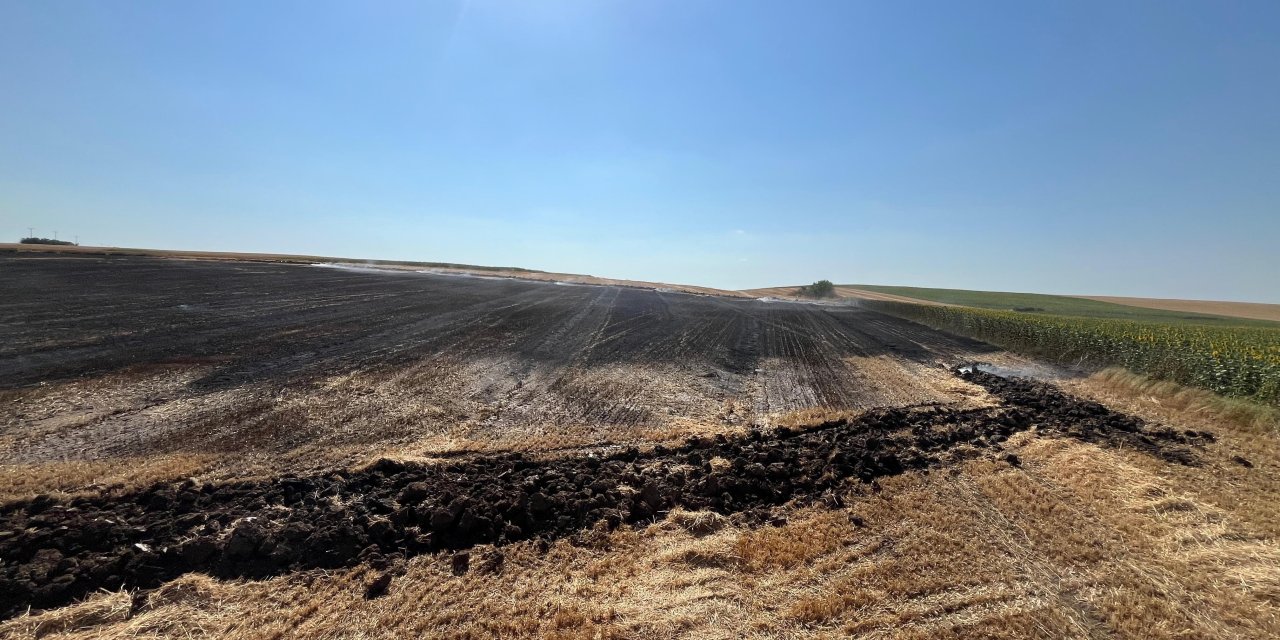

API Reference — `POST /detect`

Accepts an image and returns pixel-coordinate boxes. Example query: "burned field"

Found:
[2,254,1278,638]
[1,254,995,473]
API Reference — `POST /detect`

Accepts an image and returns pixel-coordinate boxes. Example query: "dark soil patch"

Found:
[0,369,1212,619]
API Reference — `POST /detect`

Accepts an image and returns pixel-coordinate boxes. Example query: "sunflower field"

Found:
[865,301,1280,407]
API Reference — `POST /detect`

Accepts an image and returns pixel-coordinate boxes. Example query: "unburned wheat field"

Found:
[2,254,1278,639]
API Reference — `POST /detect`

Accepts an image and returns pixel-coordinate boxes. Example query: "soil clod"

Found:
[450,552,470,576]
[364,572,392,599]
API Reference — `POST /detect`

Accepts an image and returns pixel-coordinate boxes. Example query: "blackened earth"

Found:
[0,369,1213,618]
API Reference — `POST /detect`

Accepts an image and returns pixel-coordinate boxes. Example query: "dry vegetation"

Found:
[1083,296,1280,324]
[7,377,1277,639]
[3,255,1278,638]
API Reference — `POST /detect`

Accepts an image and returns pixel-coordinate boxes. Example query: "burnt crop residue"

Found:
[0,369,1212,619]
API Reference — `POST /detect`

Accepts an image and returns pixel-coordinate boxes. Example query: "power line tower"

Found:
[27,227,34,237]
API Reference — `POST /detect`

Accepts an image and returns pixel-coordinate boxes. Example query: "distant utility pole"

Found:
[53,230,58,240]
[74,235,79,245]
[27,227,34,237]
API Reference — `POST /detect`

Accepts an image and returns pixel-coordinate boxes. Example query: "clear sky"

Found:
[2,1,1278,301]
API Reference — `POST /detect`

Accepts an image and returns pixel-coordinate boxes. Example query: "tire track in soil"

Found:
[0,370,1215,619]
[456,287,620,434]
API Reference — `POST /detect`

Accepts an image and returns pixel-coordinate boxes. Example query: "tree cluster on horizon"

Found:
[796,280,836,298]
[19,237,76,246]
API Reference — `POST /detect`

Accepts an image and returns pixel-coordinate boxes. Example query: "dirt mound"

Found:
[0,369,1212,619]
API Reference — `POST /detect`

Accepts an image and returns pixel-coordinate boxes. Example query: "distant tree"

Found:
[796,279,836,298]
[19,237,75,246]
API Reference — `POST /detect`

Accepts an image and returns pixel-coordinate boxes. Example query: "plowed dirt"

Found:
[0,369,1212,618]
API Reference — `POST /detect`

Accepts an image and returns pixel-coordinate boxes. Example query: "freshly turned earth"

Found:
[0,369,1213,619]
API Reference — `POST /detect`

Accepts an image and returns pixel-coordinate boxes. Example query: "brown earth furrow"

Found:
[0,370,1211,619]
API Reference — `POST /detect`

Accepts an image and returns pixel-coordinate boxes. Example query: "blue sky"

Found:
[2,1,1278,301]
